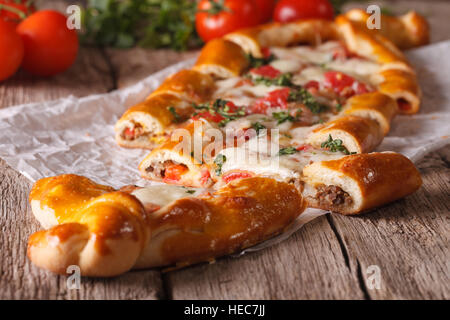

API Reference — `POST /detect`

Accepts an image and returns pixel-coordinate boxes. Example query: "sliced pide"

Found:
[344,9,429,50]
[148,69,216,103]
[193,38,249,78]
[306,115,384,154]
[302,152,422,215]
[341,92,397,135]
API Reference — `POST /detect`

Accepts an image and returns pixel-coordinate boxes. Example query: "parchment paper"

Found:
[1,41,449,255]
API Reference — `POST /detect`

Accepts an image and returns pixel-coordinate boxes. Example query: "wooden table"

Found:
[1,0,449,300]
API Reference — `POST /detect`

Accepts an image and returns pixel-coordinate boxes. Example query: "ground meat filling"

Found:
[315,184,353,209]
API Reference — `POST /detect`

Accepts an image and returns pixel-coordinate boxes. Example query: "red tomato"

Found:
[164,164,187,182]
[193,111,225,123]
[255,0,276,23]
[17,10,79,76]
[0,19,23,81]
[222,171,253,184]
[196,0,260,42]
[0,0,35,23]
[323,71,355,93]
[324,71,370,97]
[251,65,281,79]
[274,0,334,23]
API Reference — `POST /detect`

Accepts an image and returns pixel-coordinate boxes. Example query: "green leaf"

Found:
[278,147,299,156]
[214,154,227,176]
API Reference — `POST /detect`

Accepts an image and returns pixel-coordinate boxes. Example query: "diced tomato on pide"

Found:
[250,65,281,79]
[163,164,187,182]
[323,71,370,98]
[250,88,291,114]
[199,169,211,185]
[222,171,253,184]
[261,47,272,59]
[397,99,411,111]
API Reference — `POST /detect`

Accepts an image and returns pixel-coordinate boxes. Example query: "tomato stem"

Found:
[0,3,26,19]
[197,0,231,15]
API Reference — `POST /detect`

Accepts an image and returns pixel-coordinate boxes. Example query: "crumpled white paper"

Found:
[0,41,449,254]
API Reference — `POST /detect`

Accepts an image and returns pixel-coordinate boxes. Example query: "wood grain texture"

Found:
[0,48,114,109]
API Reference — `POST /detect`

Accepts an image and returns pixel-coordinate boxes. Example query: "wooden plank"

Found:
[0,47,165,300]
[328,148,450,300]
[0,48,114,108]
[165,147,449,300]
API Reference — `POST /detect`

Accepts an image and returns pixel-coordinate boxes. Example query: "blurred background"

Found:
[1,0,449,107]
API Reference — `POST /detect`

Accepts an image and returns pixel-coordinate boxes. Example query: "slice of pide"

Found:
[148,69,216,103]
[225,20,339,58]
[306,115,384,154]
[371,69,421,114]
[193,38,249,79]
[341,92,397,135]
[115,94,193,149]
[28,175,304,276]
[344,9,429,50]
[302,152,422,215]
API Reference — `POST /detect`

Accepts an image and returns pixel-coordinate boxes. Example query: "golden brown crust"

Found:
[136,177,304,268]
[148,69,216,103]
[303,152,422,215]
[307,115,384,153]
[138,120,220,187]
[342,92,397,135]
[28,175,304,275]
[193,39,249,78]
[345,9,430,50]
[335,15,410,69]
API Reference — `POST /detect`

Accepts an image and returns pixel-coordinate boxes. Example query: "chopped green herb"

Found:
[321,134,355,155]
[272,111,296,124]
[214,154,227,176]
[336,103,343,112]
[81,0,202,50]
[185,189,196,194]
[278,147,299,156]
[288,88,328,114]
